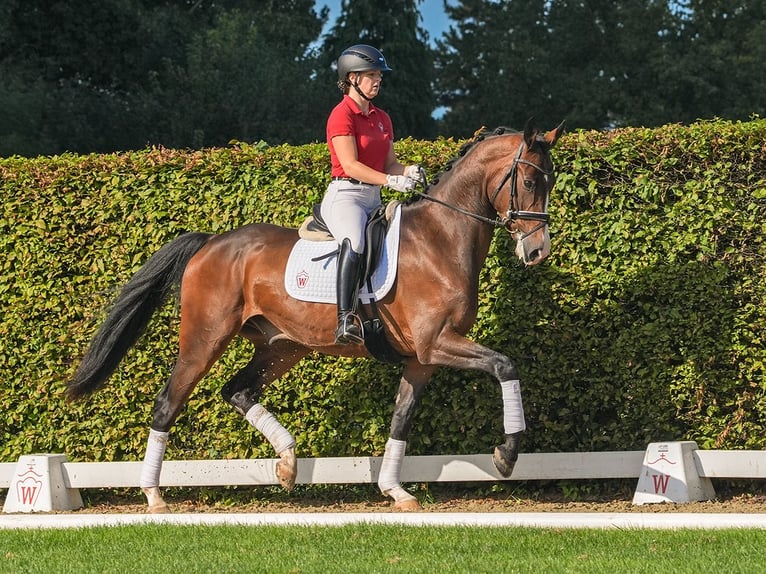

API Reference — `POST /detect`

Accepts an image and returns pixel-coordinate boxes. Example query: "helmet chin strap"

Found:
[352,80,375,102]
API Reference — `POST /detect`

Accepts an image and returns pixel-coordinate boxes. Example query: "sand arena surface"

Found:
[74,486,766,515]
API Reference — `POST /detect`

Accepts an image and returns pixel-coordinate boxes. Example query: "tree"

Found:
[3,0,765,155]
[151,1,327,147]
[655,0,766,124]
[0,0,156,154]
[317,0,437,139]
[0,0,328,155]
[545,0,678,128]
[434,0,765,133]
[434,0,557,136]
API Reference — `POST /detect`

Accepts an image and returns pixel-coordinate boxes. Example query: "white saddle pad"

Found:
[284,204,402,304]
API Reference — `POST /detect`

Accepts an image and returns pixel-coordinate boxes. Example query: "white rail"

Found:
[2,450,765,490]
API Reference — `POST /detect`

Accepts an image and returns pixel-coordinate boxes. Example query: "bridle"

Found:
[491,141,555,238]
[412,140,555,237]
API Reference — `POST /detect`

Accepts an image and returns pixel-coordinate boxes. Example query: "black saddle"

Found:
[309,203,391,285]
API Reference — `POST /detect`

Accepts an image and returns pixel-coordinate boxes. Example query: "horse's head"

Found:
[491,119,565,266]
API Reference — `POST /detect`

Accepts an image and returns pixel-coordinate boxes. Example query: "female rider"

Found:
[320,44,422,345]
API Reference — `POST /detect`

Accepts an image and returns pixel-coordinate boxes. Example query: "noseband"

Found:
[413,140,554,234]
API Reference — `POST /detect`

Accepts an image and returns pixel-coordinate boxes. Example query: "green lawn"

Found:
[3,524,766,573]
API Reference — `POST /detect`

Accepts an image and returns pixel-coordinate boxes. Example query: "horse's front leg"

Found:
[420,334,525,479]
[378,361,434,510]
[493,380,525,477]
[494,430,523,477]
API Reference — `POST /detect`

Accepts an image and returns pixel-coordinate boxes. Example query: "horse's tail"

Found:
[67,232,212,400]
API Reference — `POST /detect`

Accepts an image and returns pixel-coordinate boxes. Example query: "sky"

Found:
[317,0,453,45]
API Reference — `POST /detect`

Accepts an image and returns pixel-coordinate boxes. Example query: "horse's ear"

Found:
[523,117,538,147]
[544,120,566,148]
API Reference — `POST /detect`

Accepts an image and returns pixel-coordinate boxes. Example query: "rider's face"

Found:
[352,71,382,97]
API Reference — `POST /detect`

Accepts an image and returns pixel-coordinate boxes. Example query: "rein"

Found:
[412,141,554,236]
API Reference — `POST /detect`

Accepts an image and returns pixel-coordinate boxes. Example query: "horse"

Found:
[67,119,565,513]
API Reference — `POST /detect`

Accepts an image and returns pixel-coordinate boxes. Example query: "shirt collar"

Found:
[343,94,377,116]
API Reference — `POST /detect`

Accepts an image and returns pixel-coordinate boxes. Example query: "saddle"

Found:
[297,201,403,365]
[299,201,400,286]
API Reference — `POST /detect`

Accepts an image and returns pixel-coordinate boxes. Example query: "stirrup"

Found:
[335,313,364,345]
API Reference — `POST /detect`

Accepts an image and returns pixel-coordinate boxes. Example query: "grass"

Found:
[2,524,766,574]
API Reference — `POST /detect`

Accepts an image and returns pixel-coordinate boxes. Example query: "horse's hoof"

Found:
[146,503,171,514]
[142,486,170,514]
[276,460,296,490]
[385,486,420,510]
[394,498,422,511]
[276,450,297,491]
[493,445,517,478]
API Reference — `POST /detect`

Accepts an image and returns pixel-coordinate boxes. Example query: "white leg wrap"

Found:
[245,404,296,454]
[378,438,415,504]
[139,429,168,489]
[500,379,526,434]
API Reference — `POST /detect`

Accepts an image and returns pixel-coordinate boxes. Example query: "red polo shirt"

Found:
[326,95,394,178]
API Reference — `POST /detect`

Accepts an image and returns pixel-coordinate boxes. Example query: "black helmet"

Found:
[337,45,392,82]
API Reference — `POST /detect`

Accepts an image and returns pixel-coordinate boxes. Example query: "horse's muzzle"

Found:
[515,227,550,266]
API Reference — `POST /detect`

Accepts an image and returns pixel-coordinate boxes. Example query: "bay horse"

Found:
[67,119,565,513]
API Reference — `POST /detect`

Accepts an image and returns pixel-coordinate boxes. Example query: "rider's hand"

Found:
[404,164,425,184]
[386,174,416,192]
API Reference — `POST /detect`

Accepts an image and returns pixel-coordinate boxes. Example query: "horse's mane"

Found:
[403,126,525,205]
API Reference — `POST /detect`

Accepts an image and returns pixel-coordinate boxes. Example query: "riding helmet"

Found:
[337,45,392,82]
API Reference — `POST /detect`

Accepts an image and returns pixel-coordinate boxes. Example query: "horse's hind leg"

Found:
[378,360,434,511]
[221,338,309,491]
[140,353,232,513]
[140,313,240,513]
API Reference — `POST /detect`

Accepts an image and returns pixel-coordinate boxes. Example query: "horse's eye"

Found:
[523,179,535,190]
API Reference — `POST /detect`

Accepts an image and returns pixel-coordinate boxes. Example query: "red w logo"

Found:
[652,473,670,494]
[16,478,42,507]
[20,485,39,504]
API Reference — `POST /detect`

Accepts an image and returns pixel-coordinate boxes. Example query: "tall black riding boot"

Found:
[335,238,364,345]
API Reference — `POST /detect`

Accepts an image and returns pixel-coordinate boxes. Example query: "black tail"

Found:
[67,232,212,400]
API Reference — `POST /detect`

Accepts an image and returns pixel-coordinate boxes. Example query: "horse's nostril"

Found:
[526,249,540,262]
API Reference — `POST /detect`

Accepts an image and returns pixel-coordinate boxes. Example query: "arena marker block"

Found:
[3,454,83,513]
[632,441,716,505]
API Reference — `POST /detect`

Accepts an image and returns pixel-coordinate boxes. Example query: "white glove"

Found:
[403,164,425,184]
[386,174,416,192]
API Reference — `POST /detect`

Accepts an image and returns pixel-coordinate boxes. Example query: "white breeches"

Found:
[320,180,381,252]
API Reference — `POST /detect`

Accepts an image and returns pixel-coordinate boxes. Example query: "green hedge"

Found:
[1,119,764,465]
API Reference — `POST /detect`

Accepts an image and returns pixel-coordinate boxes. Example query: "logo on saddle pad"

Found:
[285,204,402,304]
[295,270,309,289]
